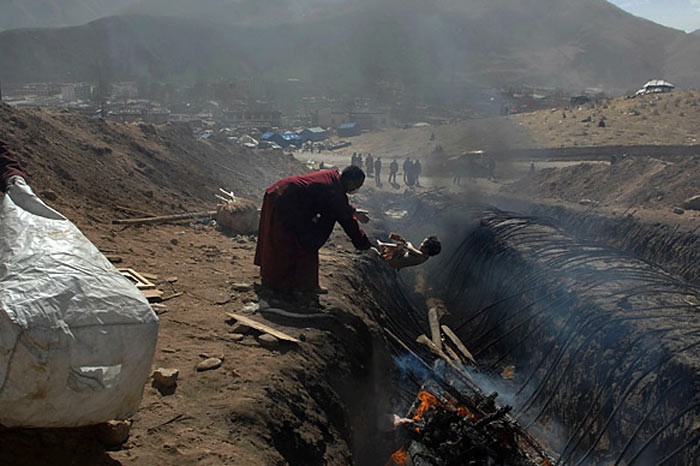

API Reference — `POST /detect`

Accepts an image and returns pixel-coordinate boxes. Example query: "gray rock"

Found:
[228,333,245,342]
[673,207,685,215]
[97,420,131,447]
[197,357,223,372]
[152,368,179,388]
[682,194,700,211]
[232,282,253,292]
[257,333,280,349]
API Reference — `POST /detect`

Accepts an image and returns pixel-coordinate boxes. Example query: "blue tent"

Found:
[260,132,285,147]
[281,132,302,147]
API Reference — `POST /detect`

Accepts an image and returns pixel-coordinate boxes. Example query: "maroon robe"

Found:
[1,139,26,191]
[254,170,371,292]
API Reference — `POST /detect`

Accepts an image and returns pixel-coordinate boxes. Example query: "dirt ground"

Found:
[1,90,699,465]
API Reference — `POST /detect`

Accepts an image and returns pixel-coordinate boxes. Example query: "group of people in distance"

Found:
[255,165,441,294]
[350,153,423,188]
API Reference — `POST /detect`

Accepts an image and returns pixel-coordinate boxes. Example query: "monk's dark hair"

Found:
[423,236,441,256]
[341,165,365,184]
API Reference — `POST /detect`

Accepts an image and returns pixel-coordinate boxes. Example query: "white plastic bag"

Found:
[0,181,159,427]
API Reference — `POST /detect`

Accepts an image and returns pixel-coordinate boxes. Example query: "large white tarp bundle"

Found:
[0,181,159,427]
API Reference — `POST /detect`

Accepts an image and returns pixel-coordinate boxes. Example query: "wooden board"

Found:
[428,307,442,351]
[441,325,478,367]
[119,268,157,290]
[226,313,300,343]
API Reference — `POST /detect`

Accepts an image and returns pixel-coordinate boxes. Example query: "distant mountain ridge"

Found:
[0,0,138,30]
[1,0,699,95]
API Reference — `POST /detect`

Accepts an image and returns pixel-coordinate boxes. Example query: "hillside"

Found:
[0,103,305,224]
[511,89,700,147]
[2,1,700,92]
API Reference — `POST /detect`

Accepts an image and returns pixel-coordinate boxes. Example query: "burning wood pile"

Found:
[385,310,553,466]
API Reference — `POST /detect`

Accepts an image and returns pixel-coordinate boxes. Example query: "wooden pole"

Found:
[112,210,217,225]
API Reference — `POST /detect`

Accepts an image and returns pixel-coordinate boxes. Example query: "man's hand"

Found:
[355,209,370,224]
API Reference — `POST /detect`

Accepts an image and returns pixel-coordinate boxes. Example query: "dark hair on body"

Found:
[423,236,442,256]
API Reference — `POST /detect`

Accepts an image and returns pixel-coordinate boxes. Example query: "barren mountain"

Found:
[0,0,137,31]
[1,0,700,93]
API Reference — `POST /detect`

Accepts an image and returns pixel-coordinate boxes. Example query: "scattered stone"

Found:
[197,357,223,372]
[152,368,179,388]
[39,190,58,201]
[230,323,251,334]
[578,198,599,207]
[170,238,179,246]
[242,302,260,313]
[233,282,253,292]
[199,352,225,361]
[228,333,245,342]
[682,194,700,211]
[97,420,131,448]
[673,207,685,215]
[257,333,280,349]
[166,276,178,283]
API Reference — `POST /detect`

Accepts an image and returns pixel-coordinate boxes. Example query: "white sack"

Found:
[0,181,159,427]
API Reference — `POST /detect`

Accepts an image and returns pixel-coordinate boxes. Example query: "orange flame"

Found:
[412,391,441,420]
[386,446,408,466]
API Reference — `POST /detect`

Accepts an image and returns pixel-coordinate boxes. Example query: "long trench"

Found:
[344,191,700,465]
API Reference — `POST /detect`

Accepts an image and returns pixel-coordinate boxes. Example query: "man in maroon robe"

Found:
[1,139,26,192]
[254,166,372,293]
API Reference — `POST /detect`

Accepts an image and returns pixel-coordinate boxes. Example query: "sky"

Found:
[608,0,700,32]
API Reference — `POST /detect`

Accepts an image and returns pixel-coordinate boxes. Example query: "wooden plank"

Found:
[112,210,217,225]
[444,344,464,365]
[118,268,156,290]
[226,313,300,343]
[417,334,480,393]
[441,325,478,368]
[428,307,442,351]
[142,289,164,302]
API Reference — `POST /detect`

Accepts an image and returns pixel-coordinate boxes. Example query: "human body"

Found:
[376,233,441,270]
[254,167,371,292]
[388,158,398,184]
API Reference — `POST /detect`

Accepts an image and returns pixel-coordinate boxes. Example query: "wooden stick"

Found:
[441,325,478,369]
[226,312,300,343]
[161,292,184,302]
[112,210,216,225]
[416,334,480,393]
[428,307,442,351]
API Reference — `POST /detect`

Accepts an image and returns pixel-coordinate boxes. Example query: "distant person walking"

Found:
[388,158,399,184]
[413,160,422,187]
[374,157,382,186]
[402,157,411,184]
[365,153,374,177]
[406,162,416,188]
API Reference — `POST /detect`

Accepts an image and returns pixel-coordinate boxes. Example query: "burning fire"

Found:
[412,391,441,420]
[386,447,408,466]
[387,390,481,465]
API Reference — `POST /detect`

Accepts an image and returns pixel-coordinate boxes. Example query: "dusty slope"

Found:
[511,90,700,148]
[0,103,303,222]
